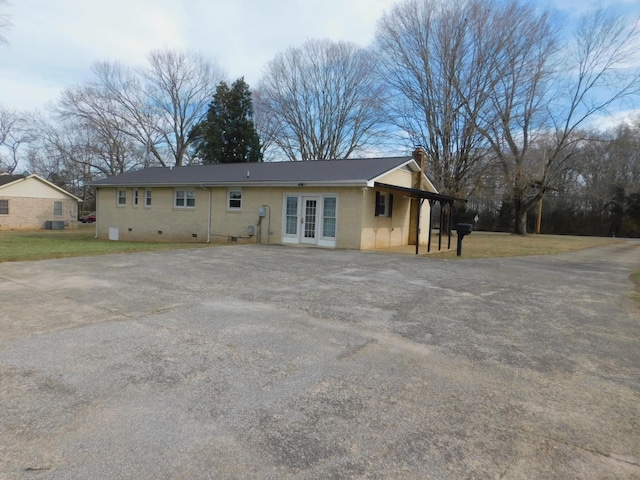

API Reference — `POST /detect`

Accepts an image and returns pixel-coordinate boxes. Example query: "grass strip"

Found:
[424,232,619,259]
[0,227,213,262]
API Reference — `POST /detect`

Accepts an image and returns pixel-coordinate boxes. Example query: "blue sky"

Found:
[1,0,639,127]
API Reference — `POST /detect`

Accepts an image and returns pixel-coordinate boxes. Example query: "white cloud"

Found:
[584,108,640,131]
[181,0,397,86]
[1,0,639,127]
[1,0,189,110]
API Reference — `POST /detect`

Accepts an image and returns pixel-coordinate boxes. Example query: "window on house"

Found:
[285,196,298,235]
[322,196,337,238]
[133,189,139,207]
[145,189,152,207]
[117,189,127,206]
[53,201,62,216]
[0,199,8,215]
[375,192,393,217]
[175,190,195,208]
[228,189,242,209]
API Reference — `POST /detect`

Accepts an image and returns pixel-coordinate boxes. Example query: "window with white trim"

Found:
[145,189,152,207]
[117,189,127,206]
[322,196,337,238]
[53,201,62,216]
[285,195,298,235]
[375,192,393,217]
[228,189,242,209]
[0,199,8,215]
[133,189,139,207]
[175,189,195,208]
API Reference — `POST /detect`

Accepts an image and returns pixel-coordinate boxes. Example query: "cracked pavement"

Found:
[1,241,639,479]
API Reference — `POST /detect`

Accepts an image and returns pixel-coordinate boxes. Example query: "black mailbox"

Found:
[456,223,473,235]
[455,223,473,256]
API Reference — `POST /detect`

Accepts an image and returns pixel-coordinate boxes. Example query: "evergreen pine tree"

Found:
[191,78,262,163]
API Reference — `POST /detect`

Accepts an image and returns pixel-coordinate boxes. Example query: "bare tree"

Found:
[90,61,165,166]
[252,88,282,162]
[142,50,224,166]
[465,2,560,233]
[0,107,31,173]
[478,6,640,233]
[0,0,11,46]
[376,0,639,233]
[376,0,501,198]
[56,80,148,174]
[27,111,145,209]
[54,50,224,169]
[256,39,387,161]
[570,124,640,229]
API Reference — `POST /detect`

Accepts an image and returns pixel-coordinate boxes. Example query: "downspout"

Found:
[415,198,421,255]
[427,200,434,253]
[198,185,212,243]
[207,187,212,243]
[94,187,98,239]
[262,204,271,244]
[447,202,453,250]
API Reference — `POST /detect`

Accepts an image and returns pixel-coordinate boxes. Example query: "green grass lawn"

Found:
[0,225,214,262]
[425,231,620,259]
[633,269,640,303]
[0,226,627,263]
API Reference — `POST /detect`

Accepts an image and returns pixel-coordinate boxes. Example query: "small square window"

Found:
[228,189,242,209]
[0,199,8,215]
[53,201,62,216]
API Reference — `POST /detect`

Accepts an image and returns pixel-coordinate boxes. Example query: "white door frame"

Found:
[300,195,320,244]
[282,193,337,248]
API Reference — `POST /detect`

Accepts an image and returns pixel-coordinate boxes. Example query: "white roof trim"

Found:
[365,158,438,193]
[0,174,83,201]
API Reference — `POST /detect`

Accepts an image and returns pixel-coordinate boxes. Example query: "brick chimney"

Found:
[412,146,427,190]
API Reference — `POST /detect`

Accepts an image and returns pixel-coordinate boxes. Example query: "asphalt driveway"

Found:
[1,242,639,479]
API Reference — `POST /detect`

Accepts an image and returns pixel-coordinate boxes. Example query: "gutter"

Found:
[89,180,373,188]
[94,187,98,239]
[197,185,212,243]
[205,186,212,243]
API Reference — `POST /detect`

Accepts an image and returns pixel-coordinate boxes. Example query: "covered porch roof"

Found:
[374,182,467,254]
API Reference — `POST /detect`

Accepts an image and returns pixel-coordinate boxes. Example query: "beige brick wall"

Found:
[0,196,78,231]
[96,186,367,248]
[96,183,435,250]
[359,168,432,249]
[96,187,211,242]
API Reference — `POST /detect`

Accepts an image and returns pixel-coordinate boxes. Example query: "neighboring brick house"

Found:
[91,150,461,251]
[0,173,81,230]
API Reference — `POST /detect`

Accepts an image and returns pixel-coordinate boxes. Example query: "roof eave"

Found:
[94,180,371,188]
[0,175,81,201]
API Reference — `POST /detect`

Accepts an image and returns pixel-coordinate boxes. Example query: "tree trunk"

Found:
[512,186,527,235]
[514,206,527,234]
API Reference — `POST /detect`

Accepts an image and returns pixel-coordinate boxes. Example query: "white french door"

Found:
[300,196,320,244]
[282,194,337,248]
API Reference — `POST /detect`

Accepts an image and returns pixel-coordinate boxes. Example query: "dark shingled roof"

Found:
[0,174,25,187]
[90,157,417,187]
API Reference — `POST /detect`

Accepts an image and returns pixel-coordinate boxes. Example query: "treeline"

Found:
[463,124,640,236]
[1,0,640,236]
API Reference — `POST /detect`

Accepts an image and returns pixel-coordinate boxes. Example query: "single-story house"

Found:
[90,149,459,250]
[0,173,81,231]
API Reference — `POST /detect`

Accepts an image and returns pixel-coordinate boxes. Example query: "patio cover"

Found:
[374,182,467,254]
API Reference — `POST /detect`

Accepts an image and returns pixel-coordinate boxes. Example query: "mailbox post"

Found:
[455,223,473,256]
